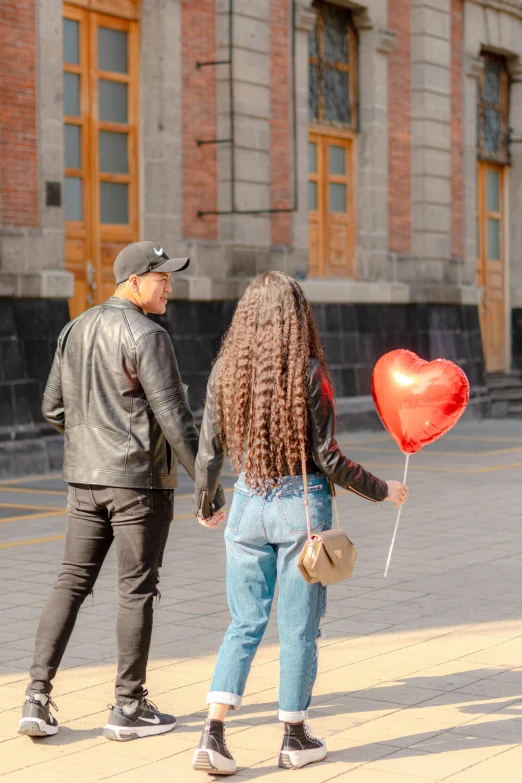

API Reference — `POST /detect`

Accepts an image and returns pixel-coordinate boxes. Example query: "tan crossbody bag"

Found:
[297,451,357,586]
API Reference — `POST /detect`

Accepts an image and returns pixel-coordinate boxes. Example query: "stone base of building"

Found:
[513,309,522,374]
[153,301,488,412]
[0,297,489,478]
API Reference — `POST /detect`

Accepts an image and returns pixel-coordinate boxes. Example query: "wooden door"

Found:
[476,162,506,373]
[308,131,356,278]
[63,4,139,319]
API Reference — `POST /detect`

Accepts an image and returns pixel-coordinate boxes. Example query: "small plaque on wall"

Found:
[46,181,62,207]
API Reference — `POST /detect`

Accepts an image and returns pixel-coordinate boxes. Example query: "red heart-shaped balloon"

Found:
[371,349,470,454]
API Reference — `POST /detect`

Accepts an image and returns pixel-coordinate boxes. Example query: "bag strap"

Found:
[300,449,341,537]
[300,448,312,541]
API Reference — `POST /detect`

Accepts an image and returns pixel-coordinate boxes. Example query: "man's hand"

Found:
[384,480,409,508]
[198,509,226,529]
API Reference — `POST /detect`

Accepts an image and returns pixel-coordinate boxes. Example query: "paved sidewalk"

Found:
[1,419,522,782]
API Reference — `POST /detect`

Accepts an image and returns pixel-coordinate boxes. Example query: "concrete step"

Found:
[489,387,522,402]
[487,373,522,390]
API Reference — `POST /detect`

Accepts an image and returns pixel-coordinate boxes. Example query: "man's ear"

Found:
[128,274,140,293]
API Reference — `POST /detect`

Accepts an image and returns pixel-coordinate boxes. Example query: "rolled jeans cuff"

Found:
[278,709,308,722]
[207,691,242,711]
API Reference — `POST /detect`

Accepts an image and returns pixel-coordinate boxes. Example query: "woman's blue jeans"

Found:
[207,472,332,722]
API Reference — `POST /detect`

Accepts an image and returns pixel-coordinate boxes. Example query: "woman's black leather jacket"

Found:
[194,357,388,519]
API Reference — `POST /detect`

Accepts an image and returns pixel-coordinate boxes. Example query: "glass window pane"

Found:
[322,4,349,63]
[98,28,128,73]
[308,181,317,210]
[329,145,345,175]
[329,183,346,213]
[99,80,128,123]
[64,125,81,169]
[308,63,319,121]
[63,19,79,65]
[308,142,317,173]
[486,169,500,212]
[483,58,500,103]
[324,68,350,124]
[308,24,318,59]
[65,176,83,221]
[64,72,80,117]
[487,219,500,260]
[100,182,129,224]
[99,131,128,174]
[483,108,500,152]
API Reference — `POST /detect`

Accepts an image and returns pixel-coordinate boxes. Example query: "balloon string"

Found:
[384,453,410,578]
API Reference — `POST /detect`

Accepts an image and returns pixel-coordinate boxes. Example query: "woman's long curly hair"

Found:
[215,271,332,491]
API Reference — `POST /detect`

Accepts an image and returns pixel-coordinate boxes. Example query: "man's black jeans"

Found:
[27,484,174,704]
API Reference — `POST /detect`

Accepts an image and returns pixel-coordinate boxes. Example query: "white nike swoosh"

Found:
[140,715,161,724]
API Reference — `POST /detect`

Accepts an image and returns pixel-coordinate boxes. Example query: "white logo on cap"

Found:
[153,246,164,256]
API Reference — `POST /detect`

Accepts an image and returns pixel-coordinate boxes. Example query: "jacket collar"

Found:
[104,296,145,314]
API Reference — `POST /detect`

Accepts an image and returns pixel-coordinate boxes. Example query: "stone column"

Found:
[408,0,452,285]
[216,0,271,271]
[461,53,482,288]
[292,2,316,277]
[355,10,396,281]
[140,0,183,249]
[509,63,522,312]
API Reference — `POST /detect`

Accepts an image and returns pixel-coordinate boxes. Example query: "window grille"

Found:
[477,53,510,164]
[309,1,358,129]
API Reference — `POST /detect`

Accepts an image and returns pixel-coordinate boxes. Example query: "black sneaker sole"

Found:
[103,720,176,742]
[278,748,327,769]
[192,749,236,775]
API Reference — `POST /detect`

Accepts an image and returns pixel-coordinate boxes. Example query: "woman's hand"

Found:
[385,480,409,508]
[198,509,226,529]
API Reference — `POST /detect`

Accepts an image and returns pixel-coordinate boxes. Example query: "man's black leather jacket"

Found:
[43,296,200,489]
[194,357,388,518]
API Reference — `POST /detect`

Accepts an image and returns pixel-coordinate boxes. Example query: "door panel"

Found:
[476,162,505,373]
[63,4,139,319]
[308,131,355,278]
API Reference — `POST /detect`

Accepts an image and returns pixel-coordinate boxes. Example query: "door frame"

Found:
[308,124,357,278]
[476,160,508,373]
[63,2,140,318]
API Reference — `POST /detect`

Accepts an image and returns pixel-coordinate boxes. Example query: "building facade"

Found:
[1,0,522,468]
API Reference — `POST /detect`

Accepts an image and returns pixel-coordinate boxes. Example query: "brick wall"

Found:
[388,0,411,253]
[270,0,292,246]
[0,0,38,229]
[451,0,464,260]
[181,0,217,240]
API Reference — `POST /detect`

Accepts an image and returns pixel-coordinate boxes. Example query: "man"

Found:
[18,242,224,742]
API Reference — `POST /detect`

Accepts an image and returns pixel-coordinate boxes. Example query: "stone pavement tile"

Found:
[351,683,446,707]
[364,746,481,780]
[451,709,522,744]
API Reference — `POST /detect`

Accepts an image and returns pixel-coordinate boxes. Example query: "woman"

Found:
[191,272,408,775]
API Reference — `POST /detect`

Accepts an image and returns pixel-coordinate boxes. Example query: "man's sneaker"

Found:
[192,719,236,776]
[18,694,59,737]
[103,690,176,741]
[278,721,327,769]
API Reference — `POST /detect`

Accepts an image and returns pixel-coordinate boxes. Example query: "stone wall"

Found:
[0,298,69,439]
[154,300,487,412]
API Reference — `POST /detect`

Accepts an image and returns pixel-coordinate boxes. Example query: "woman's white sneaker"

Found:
[193,719,237,776]
[278,721,327,769]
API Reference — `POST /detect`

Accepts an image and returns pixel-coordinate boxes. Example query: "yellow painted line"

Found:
[0,510,67,524]
[0,473,62,486]
[0,502,64,511]
[0,486,67,497]
[0,534,66,550]
[342,444,522,457]
[448,434,522,443]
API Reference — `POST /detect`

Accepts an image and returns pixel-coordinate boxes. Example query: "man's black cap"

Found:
[114,241,190,285]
